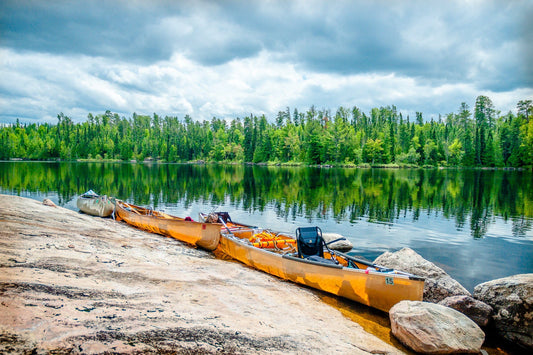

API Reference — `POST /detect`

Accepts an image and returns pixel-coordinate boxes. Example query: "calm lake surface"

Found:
[1,161,532,292]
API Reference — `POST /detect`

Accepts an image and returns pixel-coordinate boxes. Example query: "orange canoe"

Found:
[201,212,425,312]
[115,200,221,250]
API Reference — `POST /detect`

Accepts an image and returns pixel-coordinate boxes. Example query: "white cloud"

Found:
[1,25,532,125]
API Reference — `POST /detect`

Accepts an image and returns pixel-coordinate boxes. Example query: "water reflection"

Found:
[1,162,532,239]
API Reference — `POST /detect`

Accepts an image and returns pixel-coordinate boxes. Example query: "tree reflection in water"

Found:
[1,162,531,239]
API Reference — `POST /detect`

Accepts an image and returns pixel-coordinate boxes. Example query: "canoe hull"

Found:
[216,234,424,312]
[115,202,221,250]
[76,195,115,217]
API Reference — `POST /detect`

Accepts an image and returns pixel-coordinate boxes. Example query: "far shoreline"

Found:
[2,158,530,171]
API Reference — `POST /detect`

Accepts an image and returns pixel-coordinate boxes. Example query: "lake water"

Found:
[1,161,532,292]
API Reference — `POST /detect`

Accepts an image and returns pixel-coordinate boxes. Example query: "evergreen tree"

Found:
[1,97,531,168]
[474,95,496,166]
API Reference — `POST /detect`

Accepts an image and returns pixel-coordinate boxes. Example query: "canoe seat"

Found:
[296,226,324,259]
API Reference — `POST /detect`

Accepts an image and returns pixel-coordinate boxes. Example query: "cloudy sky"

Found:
[1,0,532,124]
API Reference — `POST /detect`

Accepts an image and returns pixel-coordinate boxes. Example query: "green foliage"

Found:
[447,139,463,166]
[1,96,532,168]
[362,138,384,164]
[396,147,421,165]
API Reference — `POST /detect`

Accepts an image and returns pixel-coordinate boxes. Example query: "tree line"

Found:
[1,96,532,167]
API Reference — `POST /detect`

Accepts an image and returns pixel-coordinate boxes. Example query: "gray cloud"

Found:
[1,0,173,63]
[207,0,532,91]
[2,0,530,86]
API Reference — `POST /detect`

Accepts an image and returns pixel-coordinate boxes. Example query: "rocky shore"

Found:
[375,248,532,353]
[2,194,531,354]
[0,195,400,354]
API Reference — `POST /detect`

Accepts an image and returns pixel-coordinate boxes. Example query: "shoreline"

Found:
[0,195,524,354]
[2,159,530,171]
[0,194,403,354]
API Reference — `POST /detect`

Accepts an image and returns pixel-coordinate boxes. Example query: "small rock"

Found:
[42,199,56,207]
[68,244,75,248]
[322,233,353,252]
[374,247,470,302]
[438,295,493,327]
[474,273,533,350]
[390,300,485,354]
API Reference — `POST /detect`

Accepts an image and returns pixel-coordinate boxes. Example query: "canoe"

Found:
[76,190,115,217]
[200,212,425,312]
[115,200,221,251]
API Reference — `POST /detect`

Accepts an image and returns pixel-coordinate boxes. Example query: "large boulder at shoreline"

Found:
[473,274,533,350]
[0,194,400,354]
[390,301,485,354]
[438,295,493,327]
[373,247,470,303]
[322,232,353,252]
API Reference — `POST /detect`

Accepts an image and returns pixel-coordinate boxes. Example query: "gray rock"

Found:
[373,247,470,303]
[474,273,533,350]
[438,295,493,327]
[322,232,353,252]
[390,301,485,354]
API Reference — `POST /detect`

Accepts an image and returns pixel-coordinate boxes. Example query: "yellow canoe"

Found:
[115,200,221,251]
[202,212,425,313]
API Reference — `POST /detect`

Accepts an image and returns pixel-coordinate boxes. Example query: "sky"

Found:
[1,0,532,124]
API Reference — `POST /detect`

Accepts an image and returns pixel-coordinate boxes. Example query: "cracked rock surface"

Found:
[0,194,401,354]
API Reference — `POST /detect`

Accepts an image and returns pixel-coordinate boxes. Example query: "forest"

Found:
[1,96,532,168]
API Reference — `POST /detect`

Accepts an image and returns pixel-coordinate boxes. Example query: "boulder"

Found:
[373,248,470,302]
[438,295,493,327]
[390,301,485,354]
[322,232,353,252]
[473,274,533,350]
